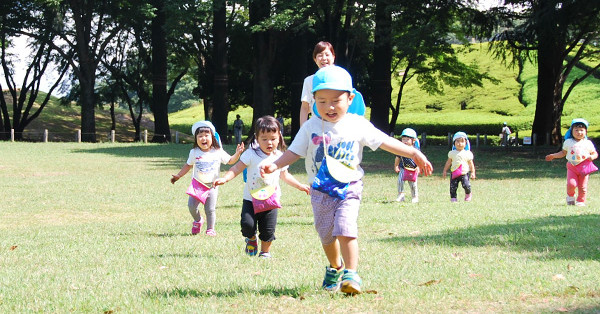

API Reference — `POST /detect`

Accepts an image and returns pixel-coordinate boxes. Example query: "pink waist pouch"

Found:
[567,159,598,176]
[451,164,463,179]
[186,178,211,204]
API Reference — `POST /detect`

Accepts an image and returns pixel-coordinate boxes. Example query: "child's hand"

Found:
[442,172,447,179]
[298,184,311,195]
[170,175,180,184]
[260,163,277,177]
[545,154,554,161]
[470,172,476,179]
[213,178,227,187]
[394,165,400,173]
[412,151,433,176]
[236,142,245,154]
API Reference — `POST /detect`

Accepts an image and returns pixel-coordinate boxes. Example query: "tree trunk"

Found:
[250,0,274,123]
[290,31,307,140]
[212,0,229,143]
[150,0,171,142]
[370,0,392,133]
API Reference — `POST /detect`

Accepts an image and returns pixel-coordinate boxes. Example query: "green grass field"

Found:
[1,142,599,312]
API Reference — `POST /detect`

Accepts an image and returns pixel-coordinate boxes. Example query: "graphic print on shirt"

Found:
[194,156,219,183]
[310,132,357,173]
[570,145,590,164]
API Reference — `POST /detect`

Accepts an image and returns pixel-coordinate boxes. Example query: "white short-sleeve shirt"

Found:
[288,114,388,184]
[186,148,231,183]
[301,75,315,115]
[239,148,288,201]
[563,138,597,165]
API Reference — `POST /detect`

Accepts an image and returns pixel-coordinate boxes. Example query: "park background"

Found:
[1,0,600,312]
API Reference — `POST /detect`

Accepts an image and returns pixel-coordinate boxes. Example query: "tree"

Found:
[0,1,69,140]
[479,0,600,145]
[371,0,496,133]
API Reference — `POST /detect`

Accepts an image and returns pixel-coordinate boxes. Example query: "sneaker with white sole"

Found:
[322,263,344,292]
[575,201,586,207]
[340,269,362,295]
[258,252,272,258]
[411,197,419,203]
[191,219,203,235]
[245,236,258,256]
[395,194,405,202]
[566,196,576,205]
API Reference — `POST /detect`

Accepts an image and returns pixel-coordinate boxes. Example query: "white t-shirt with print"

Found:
[448,149,474,174]
[186,148,231,183]
[563,138,597,165]
[240,148,287,201]
[288,114,388,184]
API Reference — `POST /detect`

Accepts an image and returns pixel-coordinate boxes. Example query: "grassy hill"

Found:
[4,42,600,142]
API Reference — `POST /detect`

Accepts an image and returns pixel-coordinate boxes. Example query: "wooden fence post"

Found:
[76,129,81,143]
[484,134,487,146]
[110,130,115,143]
[43,129,48,143]
[10,129,14,142]
[476,133,480,148]
[448,133,452,148]
[421,132,426,148]
[515,131,519,146]
[175,131,179,144]
[144,130,148,144]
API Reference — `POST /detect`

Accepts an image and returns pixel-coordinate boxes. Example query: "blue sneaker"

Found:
[322,264,344,292]
[340,269,362,295]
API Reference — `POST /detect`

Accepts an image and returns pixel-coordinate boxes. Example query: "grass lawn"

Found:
[1,142,599,312]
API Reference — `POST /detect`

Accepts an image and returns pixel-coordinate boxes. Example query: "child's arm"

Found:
[468,160,476,179]
[589,149,598,161]
[227,143,245,164]
[213,161,247,186]
[545,150,567,161]
[260,150,302,176]
[171,164,192,184]
[379,137,433,176]
[280,169,310,195]
[394,156,401,173]
[442,158,452,179]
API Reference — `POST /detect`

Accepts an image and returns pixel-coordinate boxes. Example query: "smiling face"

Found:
[195,129,213,151]
[257,130,280,155]
[314,48,335,69]
[454,137,467,151]
[314,89,354,123]
[571,125,587,141]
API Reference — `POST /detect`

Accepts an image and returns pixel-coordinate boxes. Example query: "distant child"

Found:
[214,116,310,258]
[171,121,244,235]
[394,128,420,203]
[442,132,476,202]
[545,118,598,206]
[260,66,433,294]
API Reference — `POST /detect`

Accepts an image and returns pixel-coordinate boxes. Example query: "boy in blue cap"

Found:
[260,65,433,295]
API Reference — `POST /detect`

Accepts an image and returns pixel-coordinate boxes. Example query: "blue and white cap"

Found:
[191,120,221,145]
[565,118,589,140]
[311,65,366,118]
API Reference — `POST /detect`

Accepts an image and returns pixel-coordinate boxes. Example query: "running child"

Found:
[394,128,420,203]
[171,121,244,236]
[442,131,476,202]
[545,118,598,206]
[260,65,433,294]
[213,116,310,258]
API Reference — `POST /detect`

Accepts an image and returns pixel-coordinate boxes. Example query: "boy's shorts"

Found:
[311,180,363,245]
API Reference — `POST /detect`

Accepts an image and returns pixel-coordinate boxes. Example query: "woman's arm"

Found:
[299,101,310,126]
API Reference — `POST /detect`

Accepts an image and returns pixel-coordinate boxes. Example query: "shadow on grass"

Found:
[144,285,313,299]
[383,214,600,261]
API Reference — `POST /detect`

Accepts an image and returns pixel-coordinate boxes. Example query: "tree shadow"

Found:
[382,214,600,261]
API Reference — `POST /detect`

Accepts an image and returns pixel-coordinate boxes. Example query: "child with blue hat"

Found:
[260,65,433,295]
[546,118,598,206]
[394,128,421,203]
[442,131,476,202]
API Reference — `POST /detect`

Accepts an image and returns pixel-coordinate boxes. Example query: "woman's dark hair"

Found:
[312,41,335,60]
[247,115,286,152]
[193,127,220,149]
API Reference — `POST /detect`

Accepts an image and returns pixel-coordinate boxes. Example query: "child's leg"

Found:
[576,174,590,203]
[322,240,342,268]
[397,170,406,195]
[460,175,472,194]
[203,188,219,230]
[338,236,358,270]
[566,167,578,198]
[187,196,202,221]
[450,177,459,198]
[408,181,418,199]
[257,208,278,253]
[240,200,257,238]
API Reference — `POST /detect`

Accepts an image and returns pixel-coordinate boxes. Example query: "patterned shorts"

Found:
[310,180,363,245]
